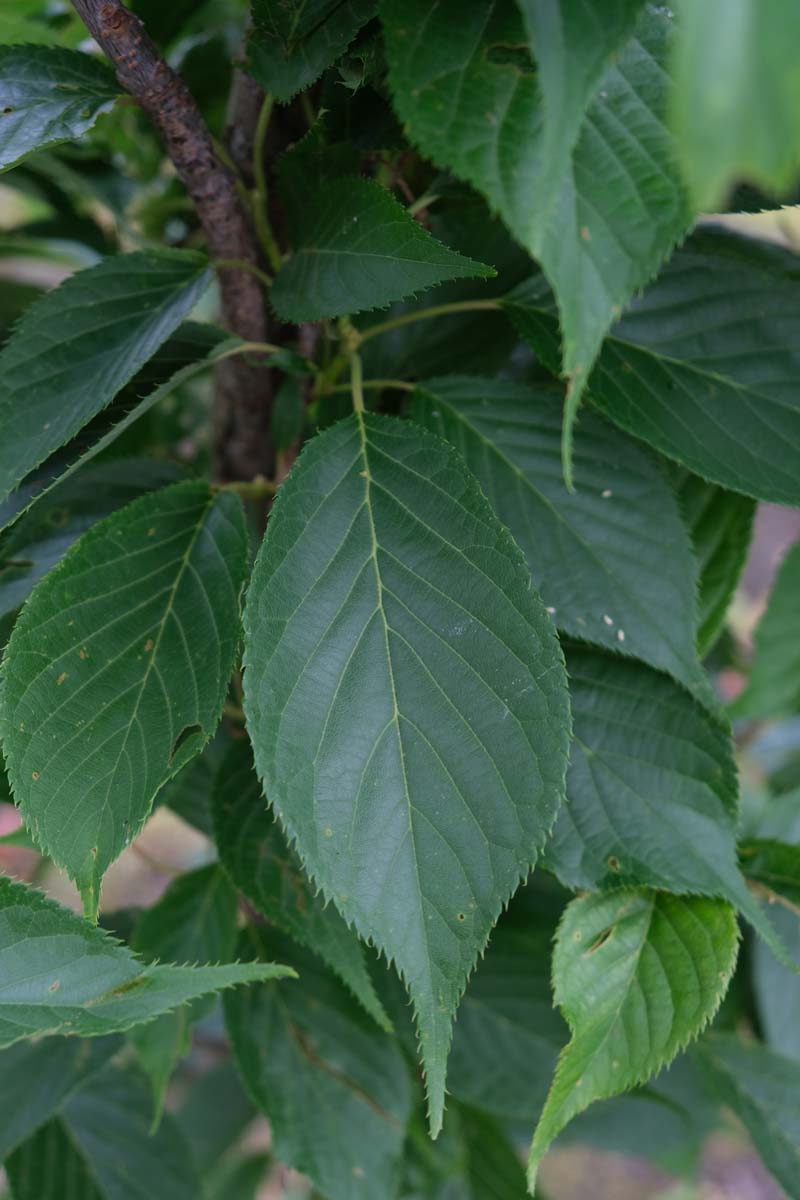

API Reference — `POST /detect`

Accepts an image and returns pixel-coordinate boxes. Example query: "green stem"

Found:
[213,257,273,288]
[215,339,284,361]
[350,351,365,414]
[357,298,501,344]
[407,190,440,217]
[326,378,415,395]
[252,94,283,273]
[213,474,278,500]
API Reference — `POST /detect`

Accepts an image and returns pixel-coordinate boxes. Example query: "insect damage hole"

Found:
[169,724,203,763]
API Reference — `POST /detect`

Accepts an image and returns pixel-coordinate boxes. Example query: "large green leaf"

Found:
[0,45,120,172]
[0,250,211,510]
[412,376,703,695]
[0,874,294,1048]
[270,176,494,323]
[544,647,787,958]
[506,228,800,506]
[247,0,377,101]
[212,739,390,1030]
[670,0,800,209]
[243,411,570,1133]
[527,890,739,1190]
[0,481,248,916]
[731,542,800,718]
[382,1,691,475]
[694,1034,800,1200]
[225,932,412,1200]
[6,1065,203,1200]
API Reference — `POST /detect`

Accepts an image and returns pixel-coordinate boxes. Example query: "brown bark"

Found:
[71,0,271,481]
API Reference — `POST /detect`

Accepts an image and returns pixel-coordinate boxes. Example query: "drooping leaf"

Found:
[668,466,756,655]
[693,1034,800,1200]
[225,931,412,1200]
[243,411,570,1133]
[6,1064,203,1200]
[247,0,377,101]
[382,0,691,477]
[212,739,390,1030]
[753,904,800,1065]
[0,481,249,916]
[0,1035,120,1160]
[527,890,739,1190]
[670,0,800,209]
[731,542,800,718]
[0,250,211,511]
[0,874,294,1048]
[506,228,800,506]
[270,176,494,323]
[0,45,120,172]
[413,376,704,695]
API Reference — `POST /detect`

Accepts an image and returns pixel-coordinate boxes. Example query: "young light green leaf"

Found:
[507,228,800,506]
[212,739,391,1030]
[225,931,412,1200]
[527,890,739,1191]
[0,481,249,916]
[0,45,120,172]
[693,1034,800,1200]
[243,411,570,1133]
[0,249,211,510]
[731,542,800,718]
[271,176,494,323]
[412,376,704,696]
[247,0,377,101]
[670,0,800,209]
[0,874,294,1048]
[382,1,691,479]
[6,1064,203,1200]
[669,467,755,655]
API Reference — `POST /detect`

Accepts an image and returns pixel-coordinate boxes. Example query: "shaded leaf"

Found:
[739,839,800,909]
[243,411,570,1133]
[753,903,800,1064]
[175,1060,256,1173]
[732,541,800,718]
[528,890,739,1189]
[248,0,377,102]
[1,481,248,915]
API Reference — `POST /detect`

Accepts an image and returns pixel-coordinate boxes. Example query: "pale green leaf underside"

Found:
[731,541,800,719]
[0,44,120,172]
[0,481,248,915]
[270,176,495,322]
[213,739,391,1030]
[412,376,704,695]
[248,0,377,101]
[528,889,739,1190]
[0,875,295,1049]
[0,249,211,511]
[243,411,570,1133]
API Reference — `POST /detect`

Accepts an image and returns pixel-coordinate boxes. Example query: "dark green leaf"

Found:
[740,839,800,909]
[528,890,739,1188]
[0,46,120,173]
[459,1107,528,1199]
[225,932,412,1200]
[1,481,248,915]
[243,411,570,1132]
[248,0,377,102]
[413,376,704,695]
[732,542,800,718]
[271,176,494,322]
[175,1061,256,1173]
[0,874,294,1048]
[271,375,305,453]
[212,739,390,1030]
[0,250,211,512]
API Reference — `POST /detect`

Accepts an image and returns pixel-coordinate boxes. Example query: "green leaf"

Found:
[458,1107,529,1199]
[271,375,305,453]
[225,931,412,1200]
[508,227,800,506]
[412,376,704,695]
[382,1,691,477]
[212,739,390,1030]
[0,1035,120,1160]
[247,0,377,102]
[753,904,800,1064]
[527,890,739,1190]
[669,467,755,655]
[670,0,800,210]
[693,1034,800,1200]
[0,874,295,1048]
[243,411,570,1133]
[739,839,800,909]
[731,542,800,718]
[271,176,494,322]
[0,481,249,916]
[175,1061,256,1173]
[0,45,120,173]
[0,250,211,511]
[544,647,789,963]
[6,1064,203,1200]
